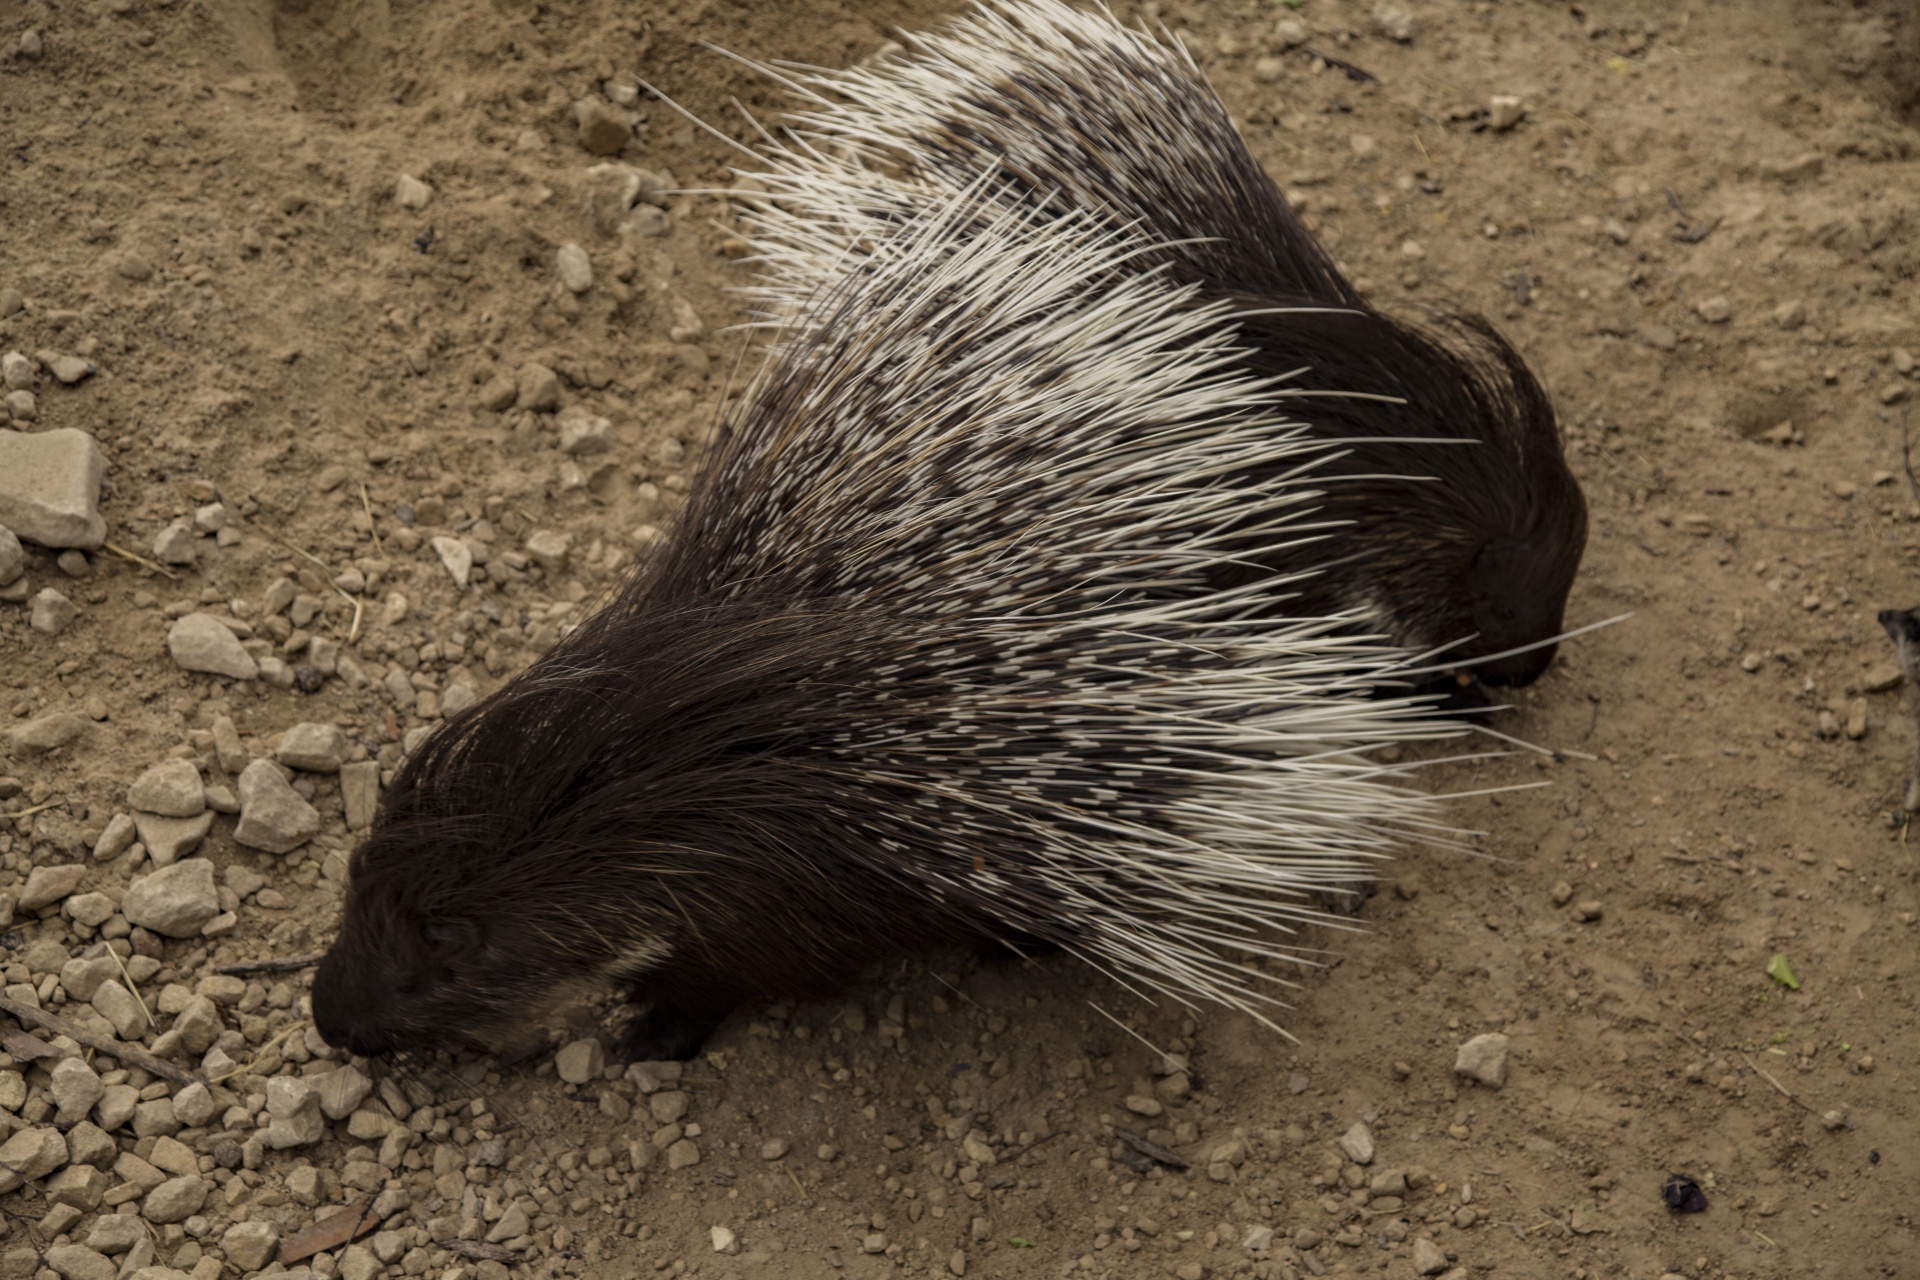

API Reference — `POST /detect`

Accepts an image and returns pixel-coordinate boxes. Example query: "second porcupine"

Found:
[312,192,1466,1064]
[733,0,1589,688]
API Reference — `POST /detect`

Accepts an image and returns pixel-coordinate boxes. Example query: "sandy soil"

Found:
[1,1,1917,1278]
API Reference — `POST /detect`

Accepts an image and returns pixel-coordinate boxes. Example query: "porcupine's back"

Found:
[737,0,1588,687]
[313,189,1463,1060]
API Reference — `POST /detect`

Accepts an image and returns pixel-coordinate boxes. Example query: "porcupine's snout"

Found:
[1462,519,1585,688]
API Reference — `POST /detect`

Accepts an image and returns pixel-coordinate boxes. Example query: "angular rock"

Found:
[515,363,561,413]
[1453,1032,1512,1087]
[430,535,472,588]
[92,813,137,860]
[128,760,206,818]
[556,1039,605,1084]
[170,996,220,1055]
[49,1057,105,1127]
[44,1245,114,1280]
[318,1064,375,1120]
[0,428,106,549]
[0,523,21,586]
[221,1221,278,1271]
[5,712,88,755]
[167,614,257,680]
[151,521,195,567]
[393,174,432,209]
[0,1126,68,1192]
[171,1081,215,1128]
[46,1163,106,1210]
[1339,1121,1375,1165]
[64,891,115,927]
[234,759,321,853]
[210,714,247,773]
[93,1084,139,1131]
[29,587,75,635]
[340,760,380,831]
[131,811,213,868]
[577,99,631,155]
[92,979,149,1039]
[266,1076,324,1148]
[59,955,118,1001]
[524,529,571,573]
[557,407,613,456]
[84,1216,145,1254]
[276,723,349,773]
[18,863,85,910]
[121,860,219,938]
[141,1174,208,1223]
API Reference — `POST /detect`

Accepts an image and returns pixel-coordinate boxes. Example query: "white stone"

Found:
[128,760,206,818]
[1338,1121,1375,1165]
[1488,95,1527,131]
[234,759,321,853]
[524,529,571,573]
[0,428,106,549]
[166,613,257,680]
[431,535,472,587]
[121,860,220,938]
[556,243,593,294]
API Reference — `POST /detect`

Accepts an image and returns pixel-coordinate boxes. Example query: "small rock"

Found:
[0,351,32,390]
[666,1139,701,1170]
[1696,295,1733,324]
[1123,1094,1163,1118]
[1549,880,1574,907]
[1453,1032,1512,1087]
[1243,1225,1275,1251]
[1371,0,1417,41]
[431,535,473,587]
[171,1081,216,1128]
[557,406,613,456]
[524,529,571,573]
[393,174,433,209]
[556,243,594,294]
[129,760,205,818]
[1845,697,1868,740]
[340,760,380,831]
[710,1226,737,1255]
[515,363,561,413]
[317,1064,375,1119]
[265,1077,324,1148]
[1339,1121,1375,1165]
[1758,152,1824,183]
[43,1245,114,1280]
[121,860,220,937]
[441,680,478,716]
[1487,95,1526,131]
[167,614,258,680]
[234,759,321,853]
[85,1217,144,1254]
[0,428,107,549]
[141,1174,208,1223]
[477,374,518,412]
[577,99,631,155]
[1573,899,1604,922]
[49,1058,105,1127]
[18,864,85,910]
[210,714,247,772]
[6,711,88,755]
[1412,1238,1450,1276]
[1772,300,1807,330]
[484,1205,530,1244]
[47,355,94,385]
[0,1126,68,1192]
[151,521,196,567]
[276,723,349,773]
[556,1039,605,1084]
[93,979,149,1039]
[760,1139,790,1160]
[131,811,213,867]
[29,588,76,635]
[192,503,227,534]
[220,1222,278,1271]
[650,1090,689,1124]
[0,524,21,586]
[59,956,117,1001]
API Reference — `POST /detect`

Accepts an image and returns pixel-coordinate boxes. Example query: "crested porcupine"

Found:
[312,190,1466,1063]
[728,0,1588,688]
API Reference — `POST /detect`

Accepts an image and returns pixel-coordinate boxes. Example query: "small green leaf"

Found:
[1766,954,1800,990]
[1008,1237,1034,1248]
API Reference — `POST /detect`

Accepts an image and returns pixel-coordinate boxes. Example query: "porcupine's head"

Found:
[309,596,883,1059]
[1231,302,1587,688]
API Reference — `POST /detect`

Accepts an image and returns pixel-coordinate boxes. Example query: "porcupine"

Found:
[728,0,1588,691]
[311,189,1466,1064]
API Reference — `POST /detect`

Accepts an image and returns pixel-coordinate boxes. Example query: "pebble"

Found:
[132,811,212,866]
[759,1138,789,1160]
[192,503,226,534]
[516,363,561,413]
[477,374,518,412]
[44,1246,114,1280]
[1549,880,1574,906]
[0,428,107,548]
[266,1077,324,1148]
[649,1090,689,1124]
[92,813,137,860]
[121,859,220,937]
[277,722,350,773]
[393,174,433,209]
[441,680,477,716]
[1453,1032,1512,1087]
[1696,295,1733,324]
[0,1126,68,1192]
[141,1174,208,1223]
[211,715,248,773]
[47,355,94,385]
[317,1063,375,1119]
[1412,1238,1450,1275]
[0,523,21,585]
[220,1222,278,1271]
[167,614,258,680]
[577,99,631,155]
[1339,1121,1375,1165]
[1487,95,1526,131]
[5,711,88,755]
[710,1225,737,1254]
[524,529,571,573]
[172,1081,215,1127]
[4,388,35,421]
[556,243,594,294]
[151,520,196,567]
[431,535,473,587]
[1772,299,1807,330]
[0,290,19,317]
[1243,1225,1274,1251]
[18,863,85,910]
[485,1206,530,1244]
[129,760,206,818]
[0,351,32,389]
[556,1039,605,1084]
[1371,0,1417,42]
[1846,697,1868,740]
[92,979,148,1039]
[666,1139,701,1170]
[1123,1094,1163,1117]
[86,1217,145,1254]
[61,956,117,1000]
[234,758,321,853]
[50,1057,105,1127]
[557,407,613,456]
[29,587,77,635]
[1573,899,1604,922]
[340,760,380,831]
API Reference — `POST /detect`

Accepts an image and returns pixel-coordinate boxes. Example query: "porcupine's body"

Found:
[311,191,1461,1063]
[735,0,1588,688]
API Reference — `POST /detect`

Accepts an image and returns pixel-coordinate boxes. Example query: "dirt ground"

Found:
[1,0,1917,1278]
